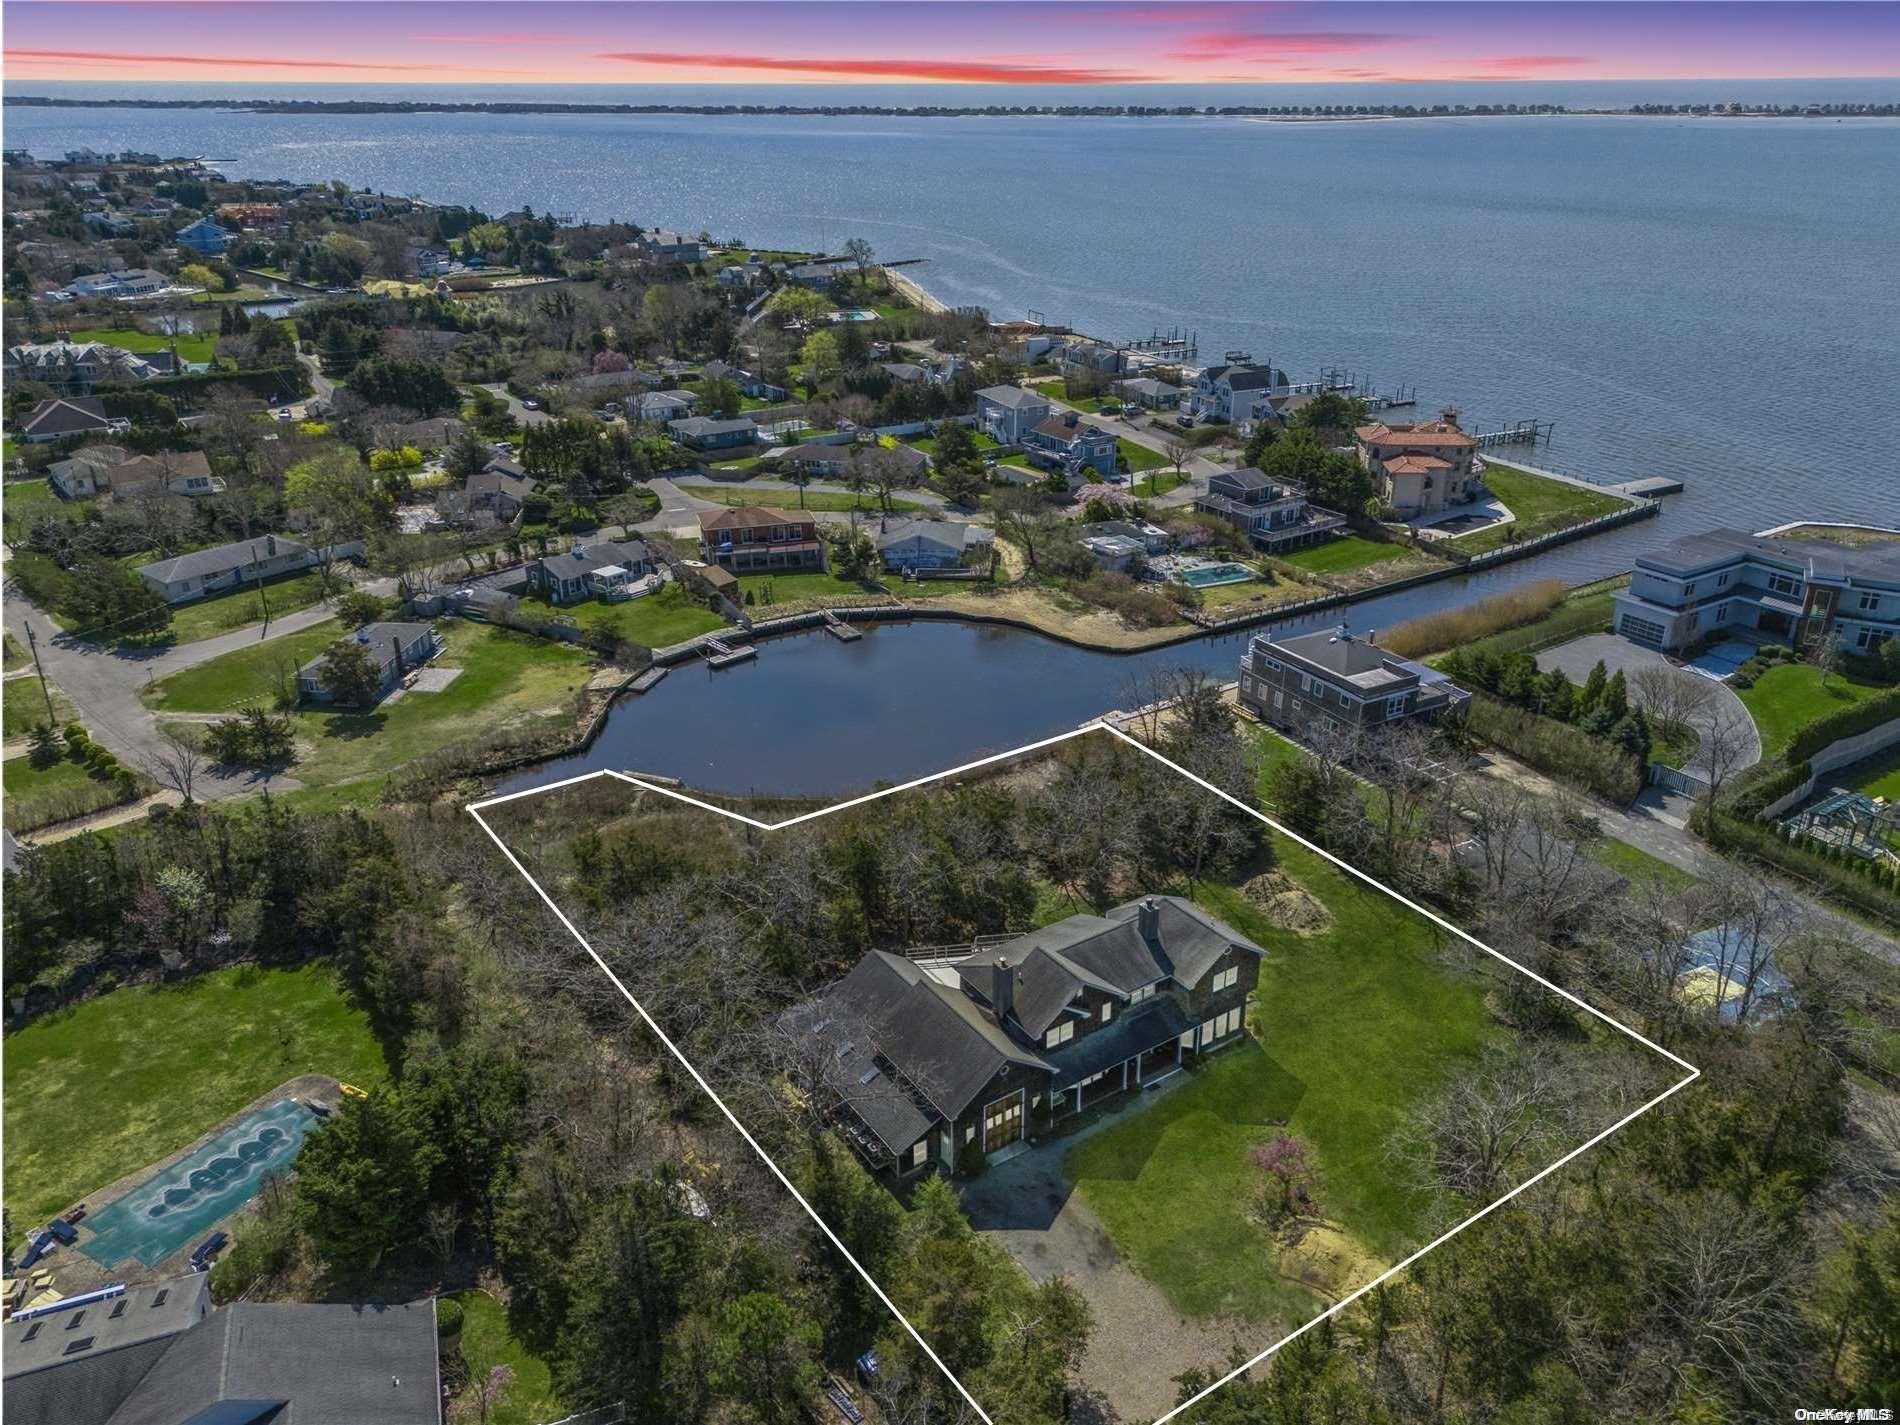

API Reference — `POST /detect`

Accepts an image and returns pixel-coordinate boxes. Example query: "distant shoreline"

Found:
[6,95,1897,122]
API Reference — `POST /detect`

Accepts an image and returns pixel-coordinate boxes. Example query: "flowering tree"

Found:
[1251,1132,1317,1224]
[592,349,631,374]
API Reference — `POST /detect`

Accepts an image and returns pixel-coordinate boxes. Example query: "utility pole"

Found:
[22,623,57,728]
[255,570,271,637]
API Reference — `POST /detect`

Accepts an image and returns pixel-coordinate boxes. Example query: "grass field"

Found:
[1280,535,1410,574]
[738,570,901,608]
[2,479,95,539]
[143,620,345,713]
[524,585,725,648]
[1588,837,1700,891]
[1118,438,1167,473]
[1842,742,1900,802]
[1453,464,1627,555]
[1131,470,1187,498]
[69,326,220,365]
[2,752,130,831]
[904,429,999,457]
[1065,840,1499,1322]
[2,963,387,1226]
[678,483,924,513]
[4,679,76,739]
[1736,663,1887,763]
[3,631,28,669]
[160,572,334,645]
[446,1291,568,1425]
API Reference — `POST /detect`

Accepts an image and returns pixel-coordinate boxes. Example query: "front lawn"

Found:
[1736,663,1886,763]
[69,325,219,365]
[2,479,94,539]
[1131,470,1187,498]
[446,1290,568,1425]
[143,620,346,713]
[524,585,726,648]
[1453,464,1627,554]
[678,483,925,513]
[738,570,901,609]
[1066,839,1499,1321]
[159,571,334,646]
[2,962,387,1226]
[906,429,999,457]
[1843,742,1900,803]
[1587,837,1700,891]
[3,752,134,831]
[4,679,75,739]
[1280,535,1410,574]
[3,631,28,669]
[1117,439,1167,474]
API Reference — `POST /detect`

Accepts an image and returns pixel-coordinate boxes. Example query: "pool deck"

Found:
[16,1072,343,1297]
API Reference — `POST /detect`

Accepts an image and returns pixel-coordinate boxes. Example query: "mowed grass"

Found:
[738,570,901,607]
[69,326,219,365]
[1280,535,1410,574]
[1843,742,1900,803]
[3,479,95,539]
[4,631,29,669]
[678,483,925,513]
[143,620,346,713]
[1588,837,1700,891]
[1736,662,1887,763]
[1455,464,1627,554]
[4,680,76,739]
[1131,470,1187,498]
[2,963,387,1226]
[160,571,334,645]
[447,1291,567,1425]
[1118,438,1167,473]
[1065,840,1498,1322]
[524,584,725,647]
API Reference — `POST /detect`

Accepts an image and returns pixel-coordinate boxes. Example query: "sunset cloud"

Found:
[597,51,1153,84]
[6,47,523,74]
[1166,30,1409,64]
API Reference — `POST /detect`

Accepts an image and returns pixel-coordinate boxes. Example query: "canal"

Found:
[498,525,1638,799]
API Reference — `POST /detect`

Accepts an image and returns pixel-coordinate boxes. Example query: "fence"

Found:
[1757,715,1900,820]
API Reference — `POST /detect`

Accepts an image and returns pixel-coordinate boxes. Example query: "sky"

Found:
[4,2,1898,87]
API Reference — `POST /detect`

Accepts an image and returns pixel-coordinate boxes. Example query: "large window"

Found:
[1044,1021,1074,1049]
[1212,965,1239,993]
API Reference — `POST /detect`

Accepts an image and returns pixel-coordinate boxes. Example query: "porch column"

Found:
[1133,1056,1142,1089]
[1074,1085,1082,1114]
[1176,1038,1184,1065]
[1121,1060,1129,1091]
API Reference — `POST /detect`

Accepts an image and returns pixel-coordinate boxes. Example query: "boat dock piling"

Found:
[1472,419,1553,447]
[703,635,759,668]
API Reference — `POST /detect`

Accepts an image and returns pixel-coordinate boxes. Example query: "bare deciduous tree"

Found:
[1393,1043,1578,1203]
[145,724,206,804]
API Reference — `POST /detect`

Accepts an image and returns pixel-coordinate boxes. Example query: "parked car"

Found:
[522,398,540,410]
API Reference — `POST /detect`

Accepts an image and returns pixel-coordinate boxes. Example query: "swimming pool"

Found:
[1177,563,1257,588]
[79,1098,323,1268]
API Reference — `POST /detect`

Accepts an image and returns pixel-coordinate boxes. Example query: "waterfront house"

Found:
[1238,624,1470,737]
[1060,340,1127,377]
[1078,531,1148,572]
[784,261,840,289]
[639,229,705,261]
[137,534,344,604]
[17,396,128,444]
[1077,517,1170,555]
[1024,411,1118,480]
[698,506,827,573]
[976,385,1053,444]
[669,415,759,452]
[790,896,1264,1178]
[716,257,766,289]
[2,1275,442,1425]
[527,537,653,604]
[174,216,233,255]
[64,268,168,300]
[877,518,991,574]
[216,201,284,232]
[6,340,171,395]
[1118,376,1184,410]
[47,443,130,497]
[298,621,441,704]
[1191,361,1289,427]
[1613,527,1900,656]
[1354,410,1479,518]
[1193,466,1347,552]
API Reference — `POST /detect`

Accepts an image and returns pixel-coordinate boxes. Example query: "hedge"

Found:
[1728,759,1813,821]
[1786,687,1900,765]
[1465,692,1645,804]
[1711,811,1900,927]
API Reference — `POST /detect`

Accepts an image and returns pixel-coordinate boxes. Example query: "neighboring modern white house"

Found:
[1613,527,1900,656]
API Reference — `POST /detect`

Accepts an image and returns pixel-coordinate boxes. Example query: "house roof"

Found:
[1264,626,1427,693]
[50,443,130,479]
[106,450,211,490]
[1381,453,1452,474]
[698,505,813,533]
[3,1277,210,1425]
[668,416,758,439]
[976,385,1051,410]
[299,621,436,682]
[1638,527,1900,586]
[465,468,533,502]
[1120,377,1182,398]
[880,362,926,382]
[1214,466,1287,494]
[877,518,981,553]
[1046,997,1192,1090]
[535,539,648,582]
[1032,415,1110,444]
[138,534,311,586]
[101,1301,439,1425]
[21,397,113,438]
[1205,364,1287,391]
[1354,419,1476,449]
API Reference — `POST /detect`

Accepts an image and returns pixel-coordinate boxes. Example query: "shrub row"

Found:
[1787,686,1900,765]
[1464,692,1645,804]
[1379,578,1566,659]
[1710,811,1900,927]
[1728,759,1814,821]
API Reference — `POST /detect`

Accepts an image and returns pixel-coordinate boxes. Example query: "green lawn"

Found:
[1066,840,1499,1322]
[905,430,999,457]
[3,479,95,539]
[1280,535,1410,574]
[738,570,900,608]
[3,631,28,669]
[525,585,725,648]
[2,963,387,1226]
[678,483,924,513]
[150,622,595,787]
[143,620,346,713]
[69,326,220,365]
[1736,663,1886,763]
[1454,464,1626,554]
[2,752,129,830]
[447,1291,567,1425]
[1842,742,1900,803]
[1587,837,1700,891]
[159,571,334,646]
[1131,470,1187,498]
[1117,438,1167,474]
[4,679,75,739]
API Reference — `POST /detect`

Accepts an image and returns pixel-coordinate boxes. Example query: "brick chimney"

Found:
[1137,897,1160,942]
[990,957,1015,1021]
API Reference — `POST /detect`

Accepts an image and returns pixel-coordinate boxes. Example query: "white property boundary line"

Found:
[468,723,1701,1425]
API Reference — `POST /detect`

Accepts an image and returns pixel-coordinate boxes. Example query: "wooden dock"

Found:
[703,636,758,668]
[822,610,863,641]
[628,665,669,693]
[1611,476,1684,497]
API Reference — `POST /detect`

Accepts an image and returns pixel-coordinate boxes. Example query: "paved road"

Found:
[1535,632,1763,782]
[478,383,552,427]
[1024,384,1216,507]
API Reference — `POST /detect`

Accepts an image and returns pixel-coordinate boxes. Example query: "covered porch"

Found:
[1049,1000,1191,1118]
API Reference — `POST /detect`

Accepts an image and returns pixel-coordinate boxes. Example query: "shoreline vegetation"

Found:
[9,96,1899,121]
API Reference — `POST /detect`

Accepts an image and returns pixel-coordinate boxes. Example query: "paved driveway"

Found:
[959,1097,1259,1421]
[1535,633,1761,781]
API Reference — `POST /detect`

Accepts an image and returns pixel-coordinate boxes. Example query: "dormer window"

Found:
[1044,1021,1075,1049]
[1100,1001,1114,1023]
[1129,984,1155,1004]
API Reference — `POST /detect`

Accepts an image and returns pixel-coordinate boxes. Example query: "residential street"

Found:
[477,382,552,427]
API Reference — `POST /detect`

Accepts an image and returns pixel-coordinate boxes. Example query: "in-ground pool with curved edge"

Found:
[79,1098,323,1268]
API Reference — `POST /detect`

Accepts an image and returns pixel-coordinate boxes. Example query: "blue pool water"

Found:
[1179,564,1257,588]
[79,1098,322,1268]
